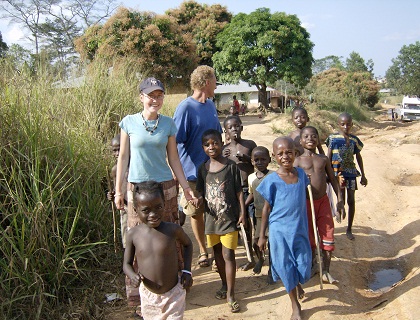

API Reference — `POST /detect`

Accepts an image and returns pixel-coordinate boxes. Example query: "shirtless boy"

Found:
[294,126,344,284]
[223,115,257,271]
[123,181,193,320]
[289,107,324,156]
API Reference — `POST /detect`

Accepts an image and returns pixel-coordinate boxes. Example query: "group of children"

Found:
[107,107,367,320]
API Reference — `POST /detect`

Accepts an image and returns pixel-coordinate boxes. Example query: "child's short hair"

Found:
[111,134,121,145]
[223,115,242,128]
[202,129,222,144]
[300,125,319,137]
[252,146,270,158]
[133,181,164,205]
[292,107,308,117]
[338,112,352,121]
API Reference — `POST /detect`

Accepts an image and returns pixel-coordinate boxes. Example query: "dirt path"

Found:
[106,106,420,319]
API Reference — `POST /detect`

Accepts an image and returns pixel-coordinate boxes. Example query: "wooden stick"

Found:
[240,223,252,262]
[307,184,323,289]
[106,166,118,254]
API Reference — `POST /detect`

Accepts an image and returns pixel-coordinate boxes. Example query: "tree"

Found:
[212,8,313,108]
[74,7,198,87]
[386,41,420,96]
[312,55,344,75]
[166,0,232,66]
[0,32,8,57]
[345,51,374,74]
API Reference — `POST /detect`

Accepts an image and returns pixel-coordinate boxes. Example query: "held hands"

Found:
[360,175,368,187]
[184,188,202,208]
[130,273,144,288]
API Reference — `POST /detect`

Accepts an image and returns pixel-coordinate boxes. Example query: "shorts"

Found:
[207,231,239,250]
[253,217,268,240]
[139,280,186,320]
[343,177,358,191]
[179,181,205,217]
[306,194,335,251]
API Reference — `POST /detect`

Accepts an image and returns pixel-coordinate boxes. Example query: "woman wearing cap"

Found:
[115,77,197,226]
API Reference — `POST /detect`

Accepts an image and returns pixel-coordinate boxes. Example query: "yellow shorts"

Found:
[207,231,239,250]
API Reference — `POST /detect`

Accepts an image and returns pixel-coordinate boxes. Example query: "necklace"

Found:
[141,113,160,134]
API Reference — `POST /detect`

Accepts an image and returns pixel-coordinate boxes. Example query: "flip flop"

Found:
[215,288,227,300]
[227,300,240,313]
[197,253,209,267]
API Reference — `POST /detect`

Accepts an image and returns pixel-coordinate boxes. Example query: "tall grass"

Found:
[0,58,155,319]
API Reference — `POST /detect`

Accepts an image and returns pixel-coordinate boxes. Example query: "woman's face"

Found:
[140,89,164,114]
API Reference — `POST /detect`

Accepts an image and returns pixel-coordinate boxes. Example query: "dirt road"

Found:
[107,106,420,319]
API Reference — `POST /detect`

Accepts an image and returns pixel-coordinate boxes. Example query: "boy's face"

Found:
[140,89,164,113]
[338,116,353,135]
[251,151,271,172]
[111,141,120,159]
[292,110,309,129]
[224,118,243,141]
[273,139,296,170]
[300,128,318,151]
[202,134,223,158]
[134,192,164,228]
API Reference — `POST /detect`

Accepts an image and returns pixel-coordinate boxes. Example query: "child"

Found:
[196,129,245,313]
[289,107,325,156]
[294,126,345,284]
[257,137,312,320]
[240,104,246,116]
[326,112,367,240]
[222,115,257,271]
[123,181,193,320]
[244,146,274,274]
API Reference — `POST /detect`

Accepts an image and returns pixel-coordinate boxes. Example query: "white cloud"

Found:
[383,30,420,41]
[5,25,25,44]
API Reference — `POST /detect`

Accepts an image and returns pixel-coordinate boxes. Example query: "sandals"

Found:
[227,300,240,313]
[215,288,227,300]
[197,253,210,267]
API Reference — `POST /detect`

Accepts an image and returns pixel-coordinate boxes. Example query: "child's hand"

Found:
[336,201,346,223]
[337,172,345,189]
[107,191,115,201]
[360,176,368,187]
[258,236,267,252]
[130,273,143,288]
[237,214,246,228]
[223,148,231,157]
[181,272,193,290]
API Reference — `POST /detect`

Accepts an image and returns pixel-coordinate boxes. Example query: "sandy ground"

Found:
[106,105,420,320]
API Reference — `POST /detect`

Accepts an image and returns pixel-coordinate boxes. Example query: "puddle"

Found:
[369,268,403,293]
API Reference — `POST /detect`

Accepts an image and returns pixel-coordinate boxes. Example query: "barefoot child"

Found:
[245,146,274,274]
[196,129,245,313]
[289,107,325,156]
[223,115,257,271]
[257,137,312,320]
[326,112,368,240]
[123,181,193,320]
[294,126,345,284]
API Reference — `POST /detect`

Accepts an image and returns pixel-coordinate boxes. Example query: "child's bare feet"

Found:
[290,302,302,320]
[297,284,305,300]
[322,272,339,284]
[239,261,255,271]
[346,230,355,240]
[252,259,264,274]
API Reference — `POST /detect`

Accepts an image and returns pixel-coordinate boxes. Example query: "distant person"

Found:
[326,112,368,240]
[233,95,240,115]
[257,137,312,320]
[196,129,245,313]
[288,107,324,156]
[391,108,395,121]
[294,126,344,284]
[223,115,257,271]
[123,181,193,320]
[240,103,246,116]
[245,146,274,274]
[173,65,223,268]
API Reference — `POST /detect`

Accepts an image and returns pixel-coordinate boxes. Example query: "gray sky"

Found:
[1,0,419,77]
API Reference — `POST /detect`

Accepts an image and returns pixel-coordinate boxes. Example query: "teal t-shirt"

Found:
[119,113,177,183]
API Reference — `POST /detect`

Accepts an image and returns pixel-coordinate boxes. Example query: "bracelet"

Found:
[181,270,192,275]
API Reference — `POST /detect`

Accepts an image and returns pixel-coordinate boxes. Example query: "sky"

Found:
[1,0,420,78]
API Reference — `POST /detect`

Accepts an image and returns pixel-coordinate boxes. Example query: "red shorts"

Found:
[306,194,335,251]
